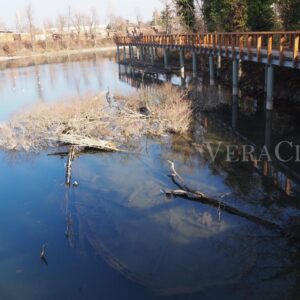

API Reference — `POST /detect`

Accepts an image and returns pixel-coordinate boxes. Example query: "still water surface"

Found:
[0,52,300,300]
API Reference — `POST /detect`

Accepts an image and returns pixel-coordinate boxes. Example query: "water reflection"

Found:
[119,65,300,199]
[0,52,133,121]
[0,54,299,299]
[68,139,300,299]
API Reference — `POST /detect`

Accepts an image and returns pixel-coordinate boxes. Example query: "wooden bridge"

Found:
[114,32,300,111]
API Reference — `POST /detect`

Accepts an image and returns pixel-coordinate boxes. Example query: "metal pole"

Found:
[232,59,239,96]
[209,54,215,85]
[266,64,274,110]
[192,51,197,78]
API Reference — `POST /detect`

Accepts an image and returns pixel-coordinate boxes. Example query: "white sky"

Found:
[0,0,164,28]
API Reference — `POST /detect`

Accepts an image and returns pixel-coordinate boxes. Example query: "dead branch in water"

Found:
[56,134,120,152]
[65,146,76,186]
[164,160,286,235]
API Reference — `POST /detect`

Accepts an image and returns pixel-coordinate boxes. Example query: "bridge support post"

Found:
[164,48,169,69]
[265,110,273,150]
[232,95,238,131]
[209,54,215,85]
[266,64,274,110]
[264,64,268,93]
[217,55,222,78]
[232,59,239,96]
[117,45,120,63]
[179,49,185,77]
[140,47,144,61]
[123,46,126,60]
[129,46,132,60]
[192,51,197,78]
[150,47,155,64]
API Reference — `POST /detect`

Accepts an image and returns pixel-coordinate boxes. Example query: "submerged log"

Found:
[65,146,76,186]
[165,160,286,236]
[56,134,120,152]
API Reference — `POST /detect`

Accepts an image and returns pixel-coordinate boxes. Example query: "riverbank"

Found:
[0,46,117,63]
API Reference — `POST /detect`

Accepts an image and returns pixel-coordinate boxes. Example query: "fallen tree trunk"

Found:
[56,134,120,152]
[165,160,286,236]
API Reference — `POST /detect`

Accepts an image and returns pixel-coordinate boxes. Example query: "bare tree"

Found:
[66,5,72,49]
[87,7,99,46]
[56,14,67,48]
[73,12,84,44]
[43,19,54,51]
[57,14,66,34]
[25,4,36,51]
[15,12,25,33]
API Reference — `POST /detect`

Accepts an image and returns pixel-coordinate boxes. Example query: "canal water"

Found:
[0,52,300,300]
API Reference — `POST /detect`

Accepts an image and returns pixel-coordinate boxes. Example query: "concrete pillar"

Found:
[266,64,274,110]
[232,59,239,96]
[164,48,169,69]
[117,46,120,63]
[217,55,222,78]
[179,49,185,77]
[209,54,215,85]
[192,51,197,78]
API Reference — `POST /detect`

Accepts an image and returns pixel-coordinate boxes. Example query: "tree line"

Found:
[154,0,300,32]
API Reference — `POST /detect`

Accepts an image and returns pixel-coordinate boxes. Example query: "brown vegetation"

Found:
[0,84,192,152]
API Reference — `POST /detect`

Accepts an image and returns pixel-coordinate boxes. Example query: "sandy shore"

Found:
[0,46,117,62]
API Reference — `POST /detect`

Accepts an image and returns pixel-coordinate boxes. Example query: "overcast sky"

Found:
[0,0,164,28]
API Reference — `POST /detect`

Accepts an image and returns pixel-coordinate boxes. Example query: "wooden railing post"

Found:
[267,34,273,64]
[116,31,300,69]
[231,34,236,59]
[257,34,262,62]
[293,33,299,68]
[279,34,285,66]
[239,35,244,59]
[247,34,252,60]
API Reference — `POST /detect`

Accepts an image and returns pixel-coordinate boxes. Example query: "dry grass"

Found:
[0,84,192,152]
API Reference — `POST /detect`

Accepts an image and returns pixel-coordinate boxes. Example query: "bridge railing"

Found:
[114,32,300,67]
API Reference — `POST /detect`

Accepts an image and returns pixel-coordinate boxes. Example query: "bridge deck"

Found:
[115,32,300,69]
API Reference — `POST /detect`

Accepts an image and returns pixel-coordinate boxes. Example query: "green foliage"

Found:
[161,4,173,33]
[246,0,276,31]
[203,0,247,32]
[202,0,276,31]
[175,0,196,31]
[277,0,300,30]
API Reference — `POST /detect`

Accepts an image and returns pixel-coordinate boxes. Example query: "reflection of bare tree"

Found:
[34,65,44,101]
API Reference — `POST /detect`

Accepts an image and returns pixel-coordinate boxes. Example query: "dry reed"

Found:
[0,83,192,152]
